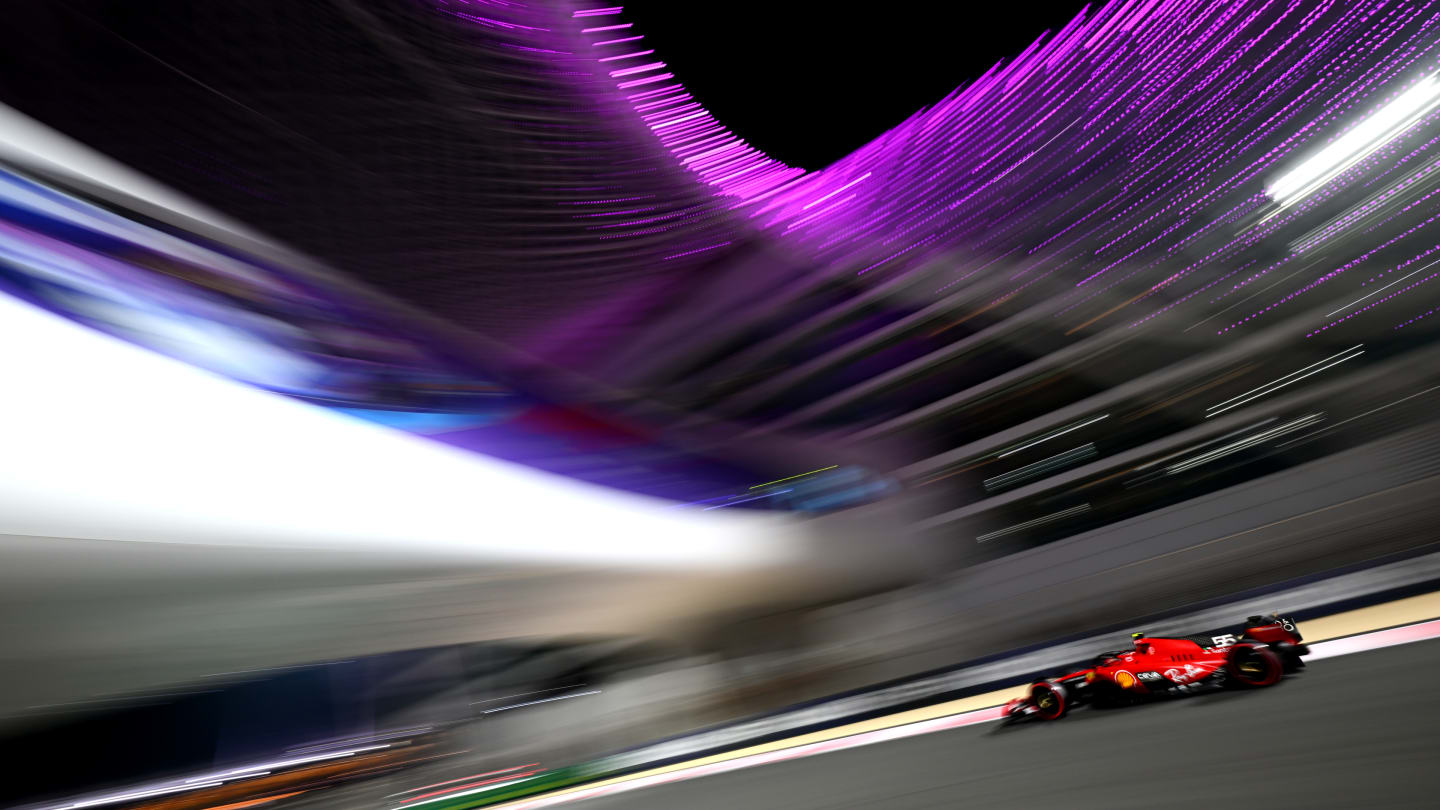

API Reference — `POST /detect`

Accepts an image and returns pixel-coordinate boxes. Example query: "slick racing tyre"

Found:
[1030,682,1069,720]
[1225,644,1284,688]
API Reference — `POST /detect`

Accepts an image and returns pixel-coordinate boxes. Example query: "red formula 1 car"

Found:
[1003,614,1308,722]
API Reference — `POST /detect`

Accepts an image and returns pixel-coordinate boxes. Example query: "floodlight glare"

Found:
[1267,74,1440,208]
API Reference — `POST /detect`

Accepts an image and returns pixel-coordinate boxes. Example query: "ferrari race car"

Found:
[1003,614,1308,722]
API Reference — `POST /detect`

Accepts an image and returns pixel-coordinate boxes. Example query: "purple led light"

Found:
[592,35,644,46]
[565,8,808,202]
[616,72,675,90]
[598,49,655,62]
[663,241,733,261]
[434,0,1440,358]
[609,61,666,78]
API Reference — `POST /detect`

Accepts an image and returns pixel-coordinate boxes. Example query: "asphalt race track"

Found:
[573,637,1440,810]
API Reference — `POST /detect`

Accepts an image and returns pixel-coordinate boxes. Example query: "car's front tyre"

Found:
[1030,682,1069,719]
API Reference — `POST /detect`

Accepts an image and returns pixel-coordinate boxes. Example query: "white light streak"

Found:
[1165,414,1323,475]
[183,744,391,784]
[1267,74,1440,207]
[1132,418,1278,474]
[1325,258,1440,317]
[470,686,579,706]
[63,782,225,810]
[996,414,1110,458]
[1277,385,1440,449]
[285,726,430,754]
[801,172,871,210]
[702,489,791,510]
[983,444,1098,491]
[481,690,603,714]
[976,504,1091,543]
[0,294,787,570]
[1206,347,1362,417]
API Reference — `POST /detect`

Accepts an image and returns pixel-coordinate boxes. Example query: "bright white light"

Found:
[1325,257,1440,317]
[63,782,224,810]
[0,294,789,569]
[1165,414,1323,475]
[0,103,263,242]
[983,443,1097,491]
[975,504,1091,543]
[995,414,1109,458]
[1267,74,1440,208]
[481,689,603,714]
[1205,347,1362,417]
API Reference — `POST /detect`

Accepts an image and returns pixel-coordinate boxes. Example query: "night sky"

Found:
[0,1,1093,179]
[619,2,1092,169]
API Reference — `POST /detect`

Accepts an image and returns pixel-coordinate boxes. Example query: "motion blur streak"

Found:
[1267,73,1440,208]
[197,793,304,810]
[0,291,786,569]
[5,0,1440,808]
[481,692,603,714]
[0,105,260,241]
[509,640,1440,810]
[475,619,1440,810]
[389,767,542,799]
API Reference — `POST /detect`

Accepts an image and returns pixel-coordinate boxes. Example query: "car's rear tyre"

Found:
[1226,644,1283,687]
[1030,682,1068,720]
